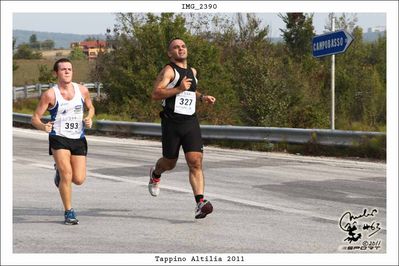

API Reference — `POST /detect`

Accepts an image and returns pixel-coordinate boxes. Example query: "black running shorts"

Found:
[49,135,88,156]
[161,116,204,159]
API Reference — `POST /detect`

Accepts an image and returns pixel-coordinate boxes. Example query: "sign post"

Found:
[312,27,354,130]
[331,18,335,130]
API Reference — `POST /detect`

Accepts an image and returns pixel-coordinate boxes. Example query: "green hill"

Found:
[13,29,384,50]
[13,29,106,49]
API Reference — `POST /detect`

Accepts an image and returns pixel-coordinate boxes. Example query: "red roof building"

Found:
[71,40,107,59]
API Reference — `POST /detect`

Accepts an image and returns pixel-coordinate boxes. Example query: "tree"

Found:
[279,13,315,58]
[13,37,19,71]
[38,64,56,83]
[13,44,42,59]
[84,36,97,41]
[29,34,37,44]
[69,47,86,60]
[88,12,384,132]
[93,13,192,120]
[334,26,386,130]
[29,34,40,49]
[236,13,269,49]
[324,13,358,33]
[41,39,55,50]
[277,13,330,128]
[92,13,237,123]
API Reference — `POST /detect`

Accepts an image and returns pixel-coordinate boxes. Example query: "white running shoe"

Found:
[195,200,213,219]
[148,167,160,196]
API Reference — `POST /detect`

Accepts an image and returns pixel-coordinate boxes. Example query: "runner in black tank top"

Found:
[149,38,216,219]
[162,62,198,122]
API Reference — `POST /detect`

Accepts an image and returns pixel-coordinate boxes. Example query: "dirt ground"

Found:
[41,49,71,60]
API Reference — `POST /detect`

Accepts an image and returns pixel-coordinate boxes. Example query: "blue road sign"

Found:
[312,30,354,58]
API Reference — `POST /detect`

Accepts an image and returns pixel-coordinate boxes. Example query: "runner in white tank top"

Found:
[49,82,85,139]
[31,58,95,225]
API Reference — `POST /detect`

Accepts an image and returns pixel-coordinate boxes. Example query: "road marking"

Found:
[91,172,340,221]
[14,156,338,222]
[13,128,385,222]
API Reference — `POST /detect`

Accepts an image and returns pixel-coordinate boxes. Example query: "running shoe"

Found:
[195,200,213,219]
[64,208,79,225]
[148,167,160,196]
[54,163,60,188]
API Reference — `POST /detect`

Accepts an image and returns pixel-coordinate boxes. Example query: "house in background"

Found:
[70,40,107,60]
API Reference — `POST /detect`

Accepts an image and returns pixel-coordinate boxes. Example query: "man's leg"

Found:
[52,149,73,211]
[185,151,204,196]
[185,151,213,219]
[153,157,178,175]
[156,116,180,175]
[56,154,86,225]
[53,150,80,224]
[70,155,86,185]
[148,157,177,196]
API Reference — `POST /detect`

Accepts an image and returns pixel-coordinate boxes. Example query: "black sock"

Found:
[195,194,204,203]
[152,171,161,178]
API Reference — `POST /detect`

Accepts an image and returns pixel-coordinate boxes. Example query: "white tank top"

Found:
[48,82,85,139]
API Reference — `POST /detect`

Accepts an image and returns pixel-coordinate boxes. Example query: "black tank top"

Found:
[162,62,197,121]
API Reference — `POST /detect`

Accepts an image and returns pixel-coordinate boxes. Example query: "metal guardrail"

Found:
[13,113,386,147]
[13,82,103,101]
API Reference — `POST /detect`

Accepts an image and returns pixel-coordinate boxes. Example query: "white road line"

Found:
[13,127,384,222]
[14,156,338,222]
[92,172,338,221]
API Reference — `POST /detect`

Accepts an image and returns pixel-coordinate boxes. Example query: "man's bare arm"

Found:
[31,90,54,132]
[80,85,95,128]
[151,65,192,100]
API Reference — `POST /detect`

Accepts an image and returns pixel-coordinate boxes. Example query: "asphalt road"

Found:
[11,128,386,257]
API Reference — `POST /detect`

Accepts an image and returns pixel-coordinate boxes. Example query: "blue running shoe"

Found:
[54,163,60,188]
[64,208,79,225]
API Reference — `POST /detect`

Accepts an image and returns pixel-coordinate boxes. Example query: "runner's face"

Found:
[168,39,188,61]
[56,62,73,83]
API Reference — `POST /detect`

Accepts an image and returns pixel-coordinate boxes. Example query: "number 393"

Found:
[65,122,79,129]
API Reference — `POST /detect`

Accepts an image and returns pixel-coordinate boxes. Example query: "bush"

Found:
[69,47,86,60]
[14,44,42,59]
[37,64,56,83]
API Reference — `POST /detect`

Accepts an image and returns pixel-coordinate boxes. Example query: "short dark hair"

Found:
[53,58,72,72]
[168,37,184,50]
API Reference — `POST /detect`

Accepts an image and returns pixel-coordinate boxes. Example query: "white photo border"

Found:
[1,1,398,265]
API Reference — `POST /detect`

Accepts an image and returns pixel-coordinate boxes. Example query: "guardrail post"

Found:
[24,85,28,99]
[37,83,42,97]
[95,82,101,99]
[13,87,17,102]
[94,81,100,98]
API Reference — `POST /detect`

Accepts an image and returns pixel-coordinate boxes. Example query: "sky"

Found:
[13,12,386,38]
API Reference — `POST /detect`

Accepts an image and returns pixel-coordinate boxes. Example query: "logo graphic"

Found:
[338,208,382,251]
[74,105,83,114]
